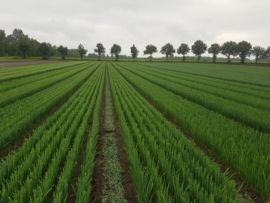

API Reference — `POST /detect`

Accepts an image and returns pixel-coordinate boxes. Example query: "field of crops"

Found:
[0,61,269,202]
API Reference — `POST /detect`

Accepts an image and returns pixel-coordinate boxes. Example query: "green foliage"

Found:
[236,41,252,63]
[0,62,103,202]
[208,43,221,63]
[0,29,6,56]
[143,44,157,61]
[78,43,88,60]
[109,63,238,202]
[94,43,105,60]
[110,44,122,61]
[262,46,270,63]
[38,42,50,60]
[130,44,139,60]
[251,46,266,63]
[0,61,84,82]
[0,64,90,108]
[18,41,30,58]
[177,43,190,62]
[0,62,98,153]
[115,62,270,200]
[160,43,175,61]
[57,45,68,59]
[191,40,207,62]
[221,41,237,63]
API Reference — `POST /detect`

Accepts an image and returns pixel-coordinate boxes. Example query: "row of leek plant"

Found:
[138,62,270,88]
[113,63,270,200]
[118,63,270,134]
[54,64,104,203]
[131,63,270,100]
[108,64,238,203]
[0,62,96,108]
[0,62,90,93]
[74,75,102,202]
[0,63,105,203]
[0,61,84,82]
[0,62,101,153]
[124,63,270,108]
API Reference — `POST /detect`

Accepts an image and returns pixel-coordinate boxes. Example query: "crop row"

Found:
[126,63,270,100]
[139,62,270,87]
[0,62,90,93]
[0,63,105,202]
[112,62,270,199]
[0,62,97,107]
[118,63,270,134]
[0,62,101,153]
[0,61,84,81]
[108,63,238,202]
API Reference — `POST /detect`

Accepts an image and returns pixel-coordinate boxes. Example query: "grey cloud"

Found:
[1,0,269,58]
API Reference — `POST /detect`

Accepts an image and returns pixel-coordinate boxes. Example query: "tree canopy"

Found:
[57,45,68,59]
[160,43,175,61]
[177,43,190,62]
[110,44,122,61]
[143,44,157,61]
[0,30,5,56]
[262,47,270,63]
[78,44,88,60]
[208,43,221,63]
[236,41,252,64]
[221,41,237,63]
[18,42,30,58]
[94,43,105,60]
[191,40,207,62]
[251,46,265,63]
[130,44,139,60]
[38,43,50,60]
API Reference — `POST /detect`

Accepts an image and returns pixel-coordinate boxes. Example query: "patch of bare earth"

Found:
[115,67,266,203]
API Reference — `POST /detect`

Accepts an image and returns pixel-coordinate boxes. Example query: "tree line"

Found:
[0,29,87,60]
[0,29,269,63]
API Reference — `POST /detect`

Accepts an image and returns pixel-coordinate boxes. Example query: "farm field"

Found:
[0,61,269,202]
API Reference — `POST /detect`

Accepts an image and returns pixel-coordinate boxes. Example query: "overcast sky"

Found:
[1,0,269,58]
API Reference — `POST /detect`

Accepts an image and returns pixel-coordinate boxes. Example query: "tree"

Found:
[143,44,157,61]
[130,44,139,61]
[236,41,252,64]
[110,44,121,61]
[221,41,237,63]
[57,45,68,59]
[177,43,190,62]
[12,29,29,42]
[191,40,207,62]
[78,44,87,60]
[18,42,30,58]
[160,43,175,61]
[251,46,265,63]
[262,46,270,63]
[208,43,221,63]
[94,43,105,60]
[38,43,50,60]
[0,30,6,56]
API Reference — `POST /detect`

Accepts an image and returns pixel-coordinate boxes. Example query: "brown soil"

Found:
[0,67,98,163]
[114,66,267,203]
[90,65,138,203]
[0,60,65,68]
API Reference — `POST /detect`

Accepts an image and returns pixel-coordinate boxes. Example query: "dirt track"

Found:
[0,60,66,68]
